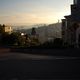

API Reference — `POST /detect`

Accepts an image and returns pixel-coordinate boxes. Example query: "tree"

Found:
[9,32,26,46]
[0,24,4,33]
[31,27,36,35]
[1,32,10,45]
[1,32,26,46]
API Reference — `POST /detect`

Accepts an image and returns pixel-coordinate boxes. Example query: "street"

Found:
[0,52,80,80]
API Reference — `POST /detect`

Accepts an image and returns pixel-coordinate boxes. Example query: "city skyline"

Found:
[0,0,73,26]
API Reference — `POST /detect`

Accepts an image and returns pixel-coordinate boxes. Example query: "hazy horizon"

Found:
[0,0,73,26]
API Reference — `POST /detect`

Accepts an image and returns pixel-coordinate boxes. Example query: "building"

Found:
[62,0,80,47]
[4,25,12,33]
[0,24,12,33]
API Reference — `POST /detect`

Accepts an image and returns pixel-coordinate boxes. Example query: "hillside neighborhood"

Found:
[0,0,80,49]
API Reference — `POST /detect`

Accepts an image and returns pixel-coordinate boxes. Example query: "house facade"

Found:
[62,0,80,47]
[0,24,12,33]
[4,25,12,33]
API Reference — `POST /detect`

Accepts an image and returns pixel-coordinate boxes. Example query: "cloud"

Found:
[0,12,55,24]
[0,7,70,25]
[0,0,72,25]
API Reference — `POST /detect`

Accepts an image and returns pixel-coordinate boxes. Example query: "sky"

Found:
[0,0,73,26]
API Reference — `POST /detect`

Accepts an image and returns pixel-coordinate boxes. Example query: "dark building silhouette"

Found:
[62,0,80,47]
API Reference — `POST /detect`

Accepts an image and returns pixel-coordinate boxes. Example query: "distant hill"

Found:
[13,23,62,43]
[36,23,62,43]
[39,23,61,36]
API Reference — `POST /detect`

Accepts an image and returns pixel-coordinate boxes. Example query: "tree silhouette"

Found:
[31,27,36,35]
[0,24,4,33]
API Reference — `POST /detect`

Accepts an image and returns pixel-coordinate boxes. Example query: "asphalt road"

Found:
[0,52,80,80]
